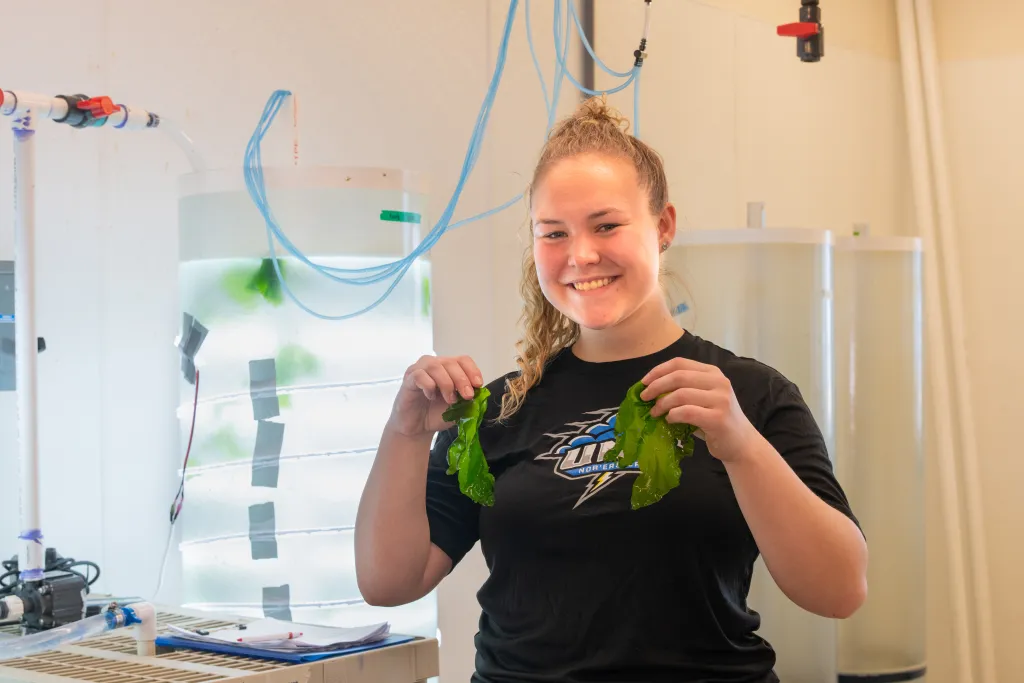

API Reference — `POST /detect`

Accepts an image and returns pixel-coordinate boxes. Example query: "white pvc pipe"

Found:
[0,91,68,121]
[12,120,44,583]
[894,3,976,682]
[127,602,158,656]
[912,3,998,681]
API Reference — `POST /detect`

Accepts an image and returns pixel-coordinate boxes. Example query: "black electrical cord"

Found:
[0,554,102,597]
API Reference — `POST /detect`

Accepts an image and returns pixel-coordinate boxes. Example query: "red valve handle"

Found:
[77,96,117,117]
[777,22,820,39]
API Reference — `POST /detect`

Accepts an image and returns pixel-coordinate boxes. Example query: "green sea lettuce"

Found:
[603,380,698,510]
[442,387,494,506]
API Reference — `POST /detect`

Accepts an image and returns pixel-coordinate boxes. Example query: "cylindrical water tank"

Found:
[665,227,836,683]
[833,234,926,682]
[175,166,436,637]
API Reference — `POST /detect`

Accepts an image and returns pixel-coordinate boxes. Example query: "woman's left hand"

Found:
[640,357,761,464]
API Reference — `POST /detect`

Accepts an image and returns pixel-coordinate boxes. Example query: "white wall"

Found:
[594,0,912,237]
[927,3,1024,682]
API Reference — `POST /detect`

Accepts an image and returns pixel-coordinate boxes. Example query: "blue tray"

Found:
[154,633,418,663]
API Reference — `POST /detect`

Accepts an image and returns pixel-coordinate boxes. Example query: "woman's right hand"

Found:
[387,355,485,439]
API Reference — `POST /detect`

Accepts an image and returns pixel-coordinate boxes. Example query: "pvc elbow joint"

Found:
[103,601,157,656]
[124,602,157,656]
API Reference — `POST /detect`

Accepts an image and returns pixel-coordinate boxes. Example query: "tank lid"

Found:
[672,227,832,246]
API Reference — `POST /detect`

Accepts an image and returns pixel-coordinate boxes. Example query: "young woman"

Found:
[355,97,868,683]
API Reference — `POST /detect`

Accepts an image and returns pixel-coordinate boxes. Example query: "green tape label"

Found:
[380,210,422,224]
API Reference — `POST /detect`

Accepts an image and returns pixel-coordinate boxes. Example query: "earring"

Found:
[660,242,669,252]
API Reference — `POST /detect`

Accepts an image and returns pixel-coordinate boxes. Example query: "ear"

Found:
[657,202,677,249]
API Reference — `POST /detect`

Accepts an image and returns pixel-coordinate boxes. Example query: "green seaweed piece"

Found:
[442,387,495,506]
[421,275,431,319]
[189,425,250,469]
[276,344,322,386]
[221,258,288,308]
[603,380,699,510]
[273,344,321,411]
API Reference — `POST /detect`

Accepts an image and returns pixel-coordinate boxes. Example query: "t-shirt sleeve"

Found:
[760,378,863,535]
[424,426,481,569]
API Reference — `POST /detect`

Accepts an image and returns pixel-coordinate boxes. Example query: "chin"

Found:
[559,306,626,331]
[573,313,622,331]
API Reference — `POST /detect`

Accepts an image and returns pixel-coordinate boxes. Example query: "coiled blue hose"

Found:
[242,0,645,320]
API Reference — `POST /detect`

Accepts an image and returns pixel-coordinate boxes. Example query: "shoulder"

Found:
[682,333,805,423]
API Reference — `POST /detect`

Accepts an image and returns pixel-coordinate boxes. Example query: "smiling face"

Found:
[530,152,676,333]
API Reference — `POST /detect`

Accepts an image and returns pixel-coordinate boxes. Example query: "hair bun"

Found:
[575,95,631,133]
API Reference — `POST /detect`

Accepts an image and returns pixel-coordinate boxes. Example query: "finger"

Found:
[422,363,459,404]
[441,359,476,400]
[666,404,714,431]
[408,369,439,401]
[641,369,719,401]
[649,388,717,417]
[641,357,714,385]
[455,356,485,389]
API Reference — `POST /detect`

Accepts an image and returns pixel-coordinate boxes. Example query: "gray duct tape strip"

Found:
[251,420,285,488]
[262,584,292,621]
[249,359,280,420]
[178,313,209,384]
[248,502,278,560]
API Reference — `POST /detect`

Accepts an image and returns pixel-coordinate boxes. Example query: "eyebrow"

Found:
[534,208,622,226]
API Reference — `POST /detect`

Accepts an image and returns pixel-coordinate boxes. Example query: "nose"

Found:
[567,234,600,268]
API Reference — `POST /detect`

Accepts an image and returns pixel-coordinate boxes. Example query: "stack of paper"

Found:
[165,618,391,654]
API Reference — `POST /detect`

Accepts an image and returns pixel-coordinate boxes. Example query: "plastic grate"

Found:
[1,650,227,682]
[82,634,284,673]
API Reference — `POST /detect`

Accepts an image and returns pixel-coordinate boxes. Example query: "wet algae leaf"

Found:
[442,387,494,507]
[276,344,322,386]
[221,258,288,308]
[603,380,698,510]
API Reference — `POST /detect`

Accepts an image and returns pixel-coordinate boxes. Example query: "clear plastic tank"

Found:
[175,167,436,637]
[665,227,836,683]
[833,235,926,681]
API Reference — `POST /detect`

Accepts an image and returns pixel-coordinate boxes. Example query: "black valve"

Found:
[777,0,824,63]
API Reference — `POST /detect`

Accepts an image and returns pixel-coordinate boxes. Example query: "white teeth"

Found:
[572,277,614,291]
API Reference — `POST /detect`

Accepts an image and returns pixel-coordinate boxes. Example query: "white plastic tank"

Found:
[175,166,436,637]
[833,233,926,682]
[665,226,836,683]
[0,258,14,554]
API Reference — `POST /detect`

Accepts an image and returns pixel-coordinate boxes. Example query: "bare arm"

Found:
[642,357,868,620]
[354,354,483,607]
[354,427,453,607]
[725,432,868,619]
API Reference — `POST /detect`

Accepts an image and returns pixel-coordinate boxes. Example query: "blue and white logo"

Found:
[536,408,638,509]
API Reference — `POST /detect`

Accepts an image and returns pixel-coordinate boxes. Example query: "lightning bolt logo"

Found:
[536,408,639,509]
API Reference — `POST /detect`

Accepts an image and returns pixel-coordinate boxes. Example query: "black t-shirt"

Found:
[425,331,859,683]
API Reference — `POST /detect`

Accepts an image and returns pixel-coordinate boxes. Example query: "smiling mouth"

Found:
[571,276,618,292]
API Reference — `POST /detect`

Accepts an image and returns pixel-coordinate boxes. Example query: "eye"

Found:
[597,223,621,232]
[539,230,566,240]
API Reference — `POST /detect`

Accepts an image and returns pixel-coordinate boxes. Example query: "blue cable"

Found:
[525,0,551,115]
[568,0,635,79]
[242,0,646,320]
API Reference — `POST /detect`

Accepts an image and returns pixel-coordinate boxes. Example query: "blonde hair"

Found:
[498,96,671,422]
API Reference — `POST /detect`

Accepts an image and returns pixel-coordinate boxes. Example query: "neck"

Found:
[572,299,683,363]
